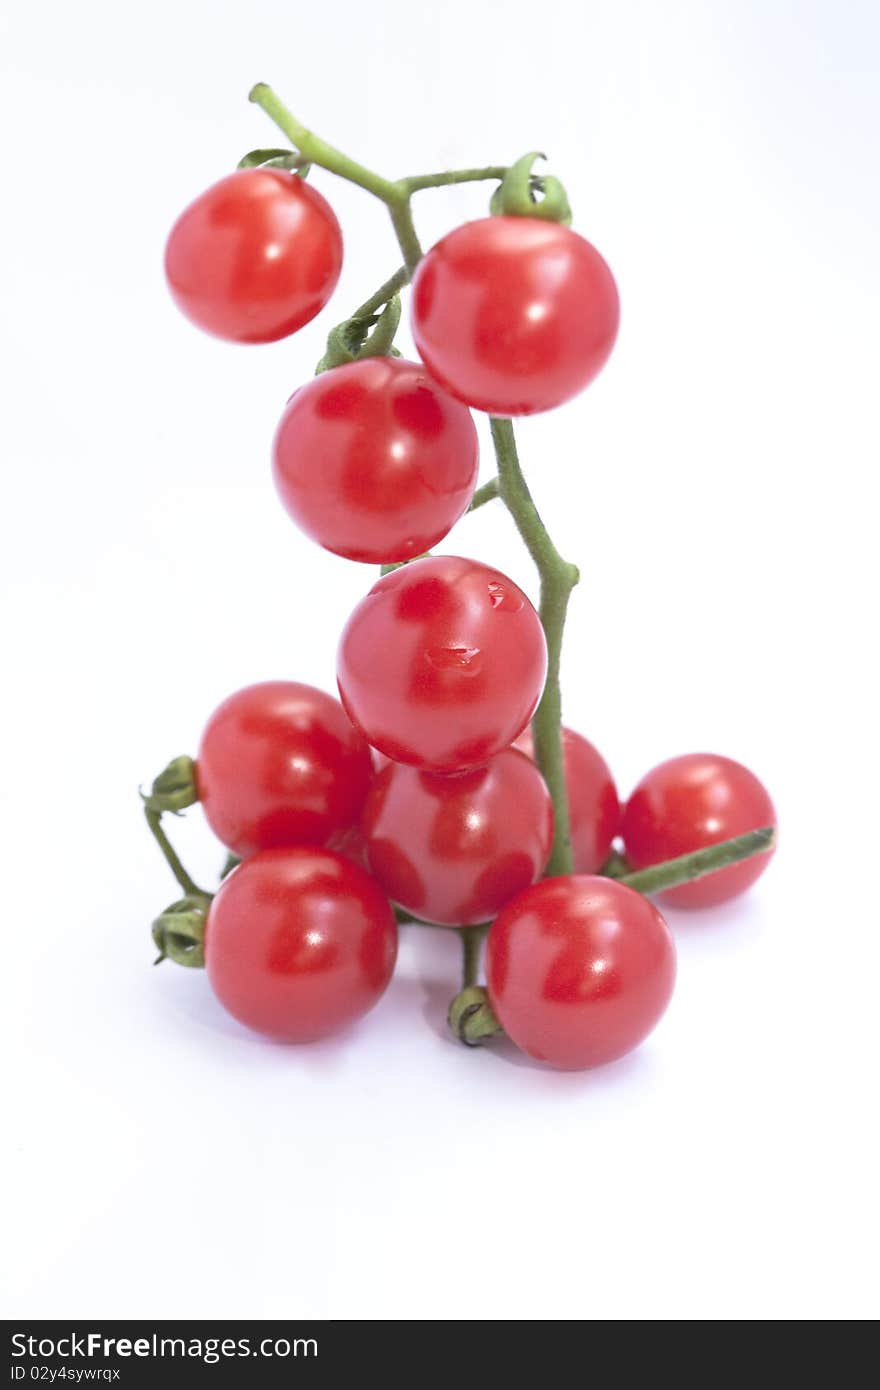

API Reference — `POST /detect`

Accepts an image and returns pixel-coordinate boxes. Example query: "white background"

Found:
[1,0,878,1321]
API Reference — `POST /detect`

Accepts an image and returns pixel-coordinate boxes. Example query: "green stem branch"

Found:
[402,166,507,193]
[250,85,427,273]
[144,807,210,900]
[386,197,424,274]
[490,418,579,876]
[249,89,514,280]
[619,828,776,896]
[461,925,487,988]
[468,477,500,511]
[249,83,399,204]
[351,266,410,319]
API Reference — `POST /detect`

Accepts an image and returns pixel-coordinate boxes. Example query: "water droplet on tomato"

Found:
[424,645,482,673]
[487,581,522,612]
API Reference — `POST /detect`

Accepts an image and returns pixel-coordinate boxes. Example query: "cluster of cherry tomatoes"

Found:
[156,159,775,1071]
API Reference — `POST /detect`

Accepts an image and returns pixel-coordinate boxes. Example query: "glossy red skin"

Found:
[514,725,620,873]
[206,848,397,1042]
[411,217,620,416]
[621,753,776,909]
[273,358,479,563]
[361,749,553,926]
[336,555,548,772]
[486,876,676,1070]
[196,682,373,857]
[164,170,342,343]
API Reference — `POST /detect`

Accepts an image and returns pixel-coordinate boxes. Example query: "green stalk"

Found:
[460,924,488,988]
[350,266,410,318]
[619,828,776,896]
[467,477,500,511]
[386,197,424,274]
[144,807,210,900]
[249,84,400,203]
[402,166,508,193]
[250,85,422,273]
[490,418,579,876]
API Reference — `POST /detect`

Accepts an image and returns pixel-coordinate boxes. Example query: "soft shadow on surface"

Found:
[150,920,667,1087]
[662,888,768,939]
[153,965,371,1075]
[475,1031,658,1085]
[417,970,460,1044]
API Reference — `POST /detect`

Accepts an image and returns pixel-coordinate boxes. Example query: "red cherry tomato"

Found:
[206,848,397,1041]
[514,725,620,873]
[411,216,619,415]
[621,753,776,909]
[486,876,676,1070]
[361,748,553,926]
[337,555,548,771]
[273,358,479,564]
[196,682,373,857]
[164,169,342,343]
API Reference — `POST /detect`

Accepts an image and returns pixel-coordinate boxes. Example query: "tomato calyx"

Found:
[141,755,198,816]
[312,263,409,374]
[151,895,211,968]
[236,147,311,174]
[447,985,503,1047]
[448,924,503,1046]
[316,293,403,373]
[489,151,572,225]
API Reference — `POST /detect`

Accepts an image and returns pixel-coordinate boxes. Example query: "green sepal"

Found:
[141,755,198,815]
[316,295,402,373]
[448,985,503,1047]
[490,152,572,225]
[151,895,210,968]
[237,148,310,174]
